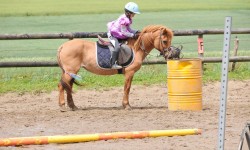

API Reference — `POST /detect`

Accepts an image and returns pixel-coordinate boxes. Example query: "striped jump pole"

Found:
[0,129,201,146]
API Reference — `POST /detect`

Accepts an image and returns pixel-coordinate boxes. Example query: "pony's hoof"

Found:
[60,105,67,112]
[70,106,79,111]
[124,105,132,110]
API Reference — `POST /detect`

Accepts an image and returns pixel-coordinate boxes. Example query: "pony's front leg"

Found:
[123,71,135,110]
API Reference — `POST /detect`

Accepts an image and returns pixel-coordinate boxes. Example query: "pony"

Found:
[57,25,173,112]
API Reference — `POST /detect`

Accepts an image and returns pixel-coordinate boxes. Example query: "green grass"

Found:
[0,65,165,93]
[1,62,250,94]
[203,62,250,81]
[0,0,249,16]
[0,0,250,94]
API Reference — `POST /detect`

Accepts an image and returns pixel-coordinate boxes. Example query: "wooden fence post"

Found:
[231,36,239,71]
[197,34,204,72]
[197,34,204,57]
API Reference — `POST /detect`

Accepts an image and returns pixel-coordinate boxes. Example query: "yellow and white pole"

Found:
[0,129,201,146]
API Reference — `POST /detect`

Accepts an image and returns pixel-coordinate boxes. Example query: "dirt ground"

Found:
[0,80,249,150]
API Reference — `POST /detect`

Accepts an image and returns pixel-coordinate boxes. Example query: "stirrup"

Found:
[111,63,122,69]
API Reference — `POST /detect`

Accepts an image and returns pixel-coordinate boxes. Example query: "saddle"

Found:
[97,35,127,46]
[96,36,134,69]
[97,35,112,46]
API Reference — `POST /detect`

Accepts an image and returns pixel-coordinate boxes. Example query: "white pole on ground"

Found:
[217,16,232,150]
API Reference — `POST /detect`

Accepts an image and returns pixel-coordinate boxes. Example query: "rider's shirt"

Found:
[107,14,136,39]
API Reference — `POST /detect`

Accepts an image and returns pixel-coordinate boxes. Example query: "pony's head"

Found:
[134,25,176,59]
[162,45,182,60]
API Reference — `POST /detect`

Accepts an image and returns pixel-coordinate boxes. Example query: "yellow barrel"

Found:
[167,59,202,111]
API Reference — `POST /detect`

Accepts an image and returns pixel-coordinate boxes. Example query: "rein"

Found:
[139,32,155,55]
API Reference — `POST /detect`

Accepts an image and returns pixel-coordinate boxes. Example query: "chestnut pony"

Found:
[57,25,173,111]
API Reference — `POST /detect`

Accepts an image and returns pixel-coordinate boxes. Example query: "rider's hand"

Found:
[133,33,140,39]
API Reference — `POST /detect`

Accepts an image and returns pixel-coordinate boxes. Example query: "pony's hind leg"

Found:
[59,73,78,111]
[58,79,67,112]
[66,78,78,111]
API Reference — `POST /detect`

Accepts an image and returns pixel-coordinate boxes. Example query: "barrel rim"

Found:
[166,58,202,62]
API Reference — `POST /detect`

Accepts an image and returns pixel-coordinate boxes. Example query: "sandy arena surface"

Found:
[0,80,249,150]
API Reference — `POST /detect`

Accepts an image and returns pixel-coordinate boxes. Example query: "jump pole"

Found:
[0,129,201,146]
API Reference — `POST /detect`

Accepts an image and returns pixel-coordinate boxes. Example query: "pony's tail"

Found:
[57,45,83,94]
[57,46,72,94]
[57,45,65,73]
[60,75,83,95]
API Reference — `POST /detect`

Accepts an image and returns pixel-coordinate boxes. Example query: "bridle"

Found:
[158,30,170,58]
[139,29,171,58]
[138,29,181,60]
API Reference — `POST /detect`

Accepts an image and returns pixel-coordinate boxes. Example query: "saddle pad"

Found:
[96,42,112,69]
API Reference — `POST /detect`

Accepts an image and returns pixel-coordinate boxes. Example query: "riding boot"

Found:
[111,51,122,69]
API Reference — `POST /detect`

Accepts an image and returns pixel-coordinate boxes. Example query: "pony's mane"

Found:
[134,25,173,51]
